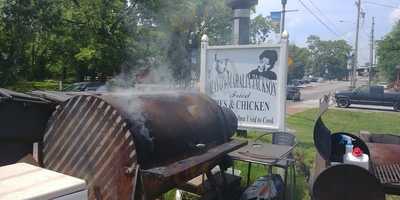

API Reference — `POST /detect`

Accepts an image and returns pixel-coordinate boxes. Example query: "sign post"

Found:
[200,32,289,132]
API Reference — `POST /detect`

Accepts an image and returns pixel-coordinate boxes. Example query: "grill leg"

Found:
[292,164,296,200]
[247,162,252,187]
[283,166,288,200]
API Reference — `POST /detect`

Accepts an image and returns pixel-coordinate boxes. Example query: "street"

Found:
[287,80,351,114]
[287,77,400,114]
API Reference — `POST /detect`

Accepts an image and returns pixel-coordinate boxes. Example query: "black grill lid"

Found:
[0,88,50,103]
[313,117,332,161]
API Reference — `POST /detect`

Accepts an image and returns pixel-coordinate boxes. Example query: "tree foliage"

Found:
[288,45,309,81]
[0,0,273,86]
[250,15,273,44]
[377,22,400,81]
[306,35,351,80]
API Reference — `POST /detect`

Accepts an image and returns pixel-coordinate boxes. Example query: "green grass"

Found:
[165,108,400,200]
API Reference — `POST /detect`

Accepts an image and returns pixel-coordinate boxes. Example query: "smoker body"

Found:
[101,92,237,169]
[0,89,55,166]
[41,92,241,199]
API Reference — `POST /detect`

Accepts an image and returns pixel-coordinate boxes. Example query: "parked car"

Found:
[310,77,319,82]
[335,85,400,111]
[287,85,301,101]
[290,79,302,86]
[62,82,105,92]
[377,82,389,89]
[302,77,311,84]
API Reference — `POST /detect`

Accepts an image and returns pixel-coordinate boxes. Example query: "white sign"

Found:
[200,35,289,131]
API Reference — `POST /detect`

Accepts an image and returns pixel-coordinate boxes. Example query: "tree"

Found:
[0,0,162,85]
[288,45,310,81]
[0,0,274,86]
[0,0,64,84]
[306,35,351,80]
[147,0,233,82]
[153,0,273,81]
[250,15,273,44]
[377,22,400,81]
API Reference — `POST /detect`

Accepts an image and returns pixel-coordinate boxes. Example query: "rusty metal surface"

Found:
[100,92,238,169]
[373,163,400,184]
[42,95,138,200]
[364,134,400,145]
[140,140,247,199]
[42,92,239,199]
[367,143,400,166]
[313,164,385,200]
[368,142,400,193]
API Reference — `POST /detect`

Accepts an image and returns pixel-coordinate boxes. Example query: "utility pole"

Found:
[352,0,362,88]
[281,0,287,34]
[369,17,375,87]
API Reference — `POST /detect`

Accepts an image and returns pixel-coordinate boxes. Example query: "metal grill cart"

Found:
[16,90,249,200]
[312,110,400,200]
[229,132,297,200]
[1,88,253,200]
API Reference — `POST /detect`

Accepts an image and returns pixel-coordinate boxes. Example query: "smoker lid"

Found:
[29,90,88,103]
[0,88,51,104]
[313,114,370,162]
[313,117,332,161]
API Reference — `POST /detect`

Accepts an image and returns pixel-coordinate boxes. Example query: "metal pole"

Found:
[281,0,287,34]
[369,17,375,87]
[200,35,209,93]
[352,0,361,88]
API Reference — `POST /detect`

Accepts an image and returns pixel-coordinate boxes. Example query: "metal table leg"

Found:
[292,164,296,200]
[247,162,252,187]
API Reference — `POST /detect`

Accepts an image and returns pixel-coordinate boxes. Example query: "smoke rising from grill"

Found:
[99,64,199,149]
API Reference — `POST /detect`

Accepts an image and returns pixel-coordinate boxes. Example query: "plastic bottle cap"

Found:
[352,147,363,157]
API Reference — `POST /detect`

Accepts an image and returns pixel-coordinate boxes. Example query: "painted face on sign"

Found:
[260,57,270,71]
[258,57,270,72]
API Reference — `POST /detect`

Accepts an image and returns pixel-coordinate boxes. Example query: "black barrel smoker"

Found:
[0,89,246,200]
[312,112,400,200]
[40,91,246,200]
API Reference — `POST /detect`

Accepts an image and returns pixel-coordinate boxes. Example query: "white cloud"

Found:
[390,7,400,24]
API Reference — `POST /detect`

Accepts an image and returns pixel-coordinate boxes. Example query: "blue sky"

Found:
[254,0,400,65]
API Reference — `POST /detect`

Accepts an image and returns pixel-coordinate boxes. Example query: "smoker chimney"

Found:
[226,0,258,45]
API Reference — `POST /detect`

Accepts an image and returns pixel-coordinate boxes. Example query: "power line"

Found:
[305,0,342,33]
[298,0,340,36]
[364,1,399,9]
